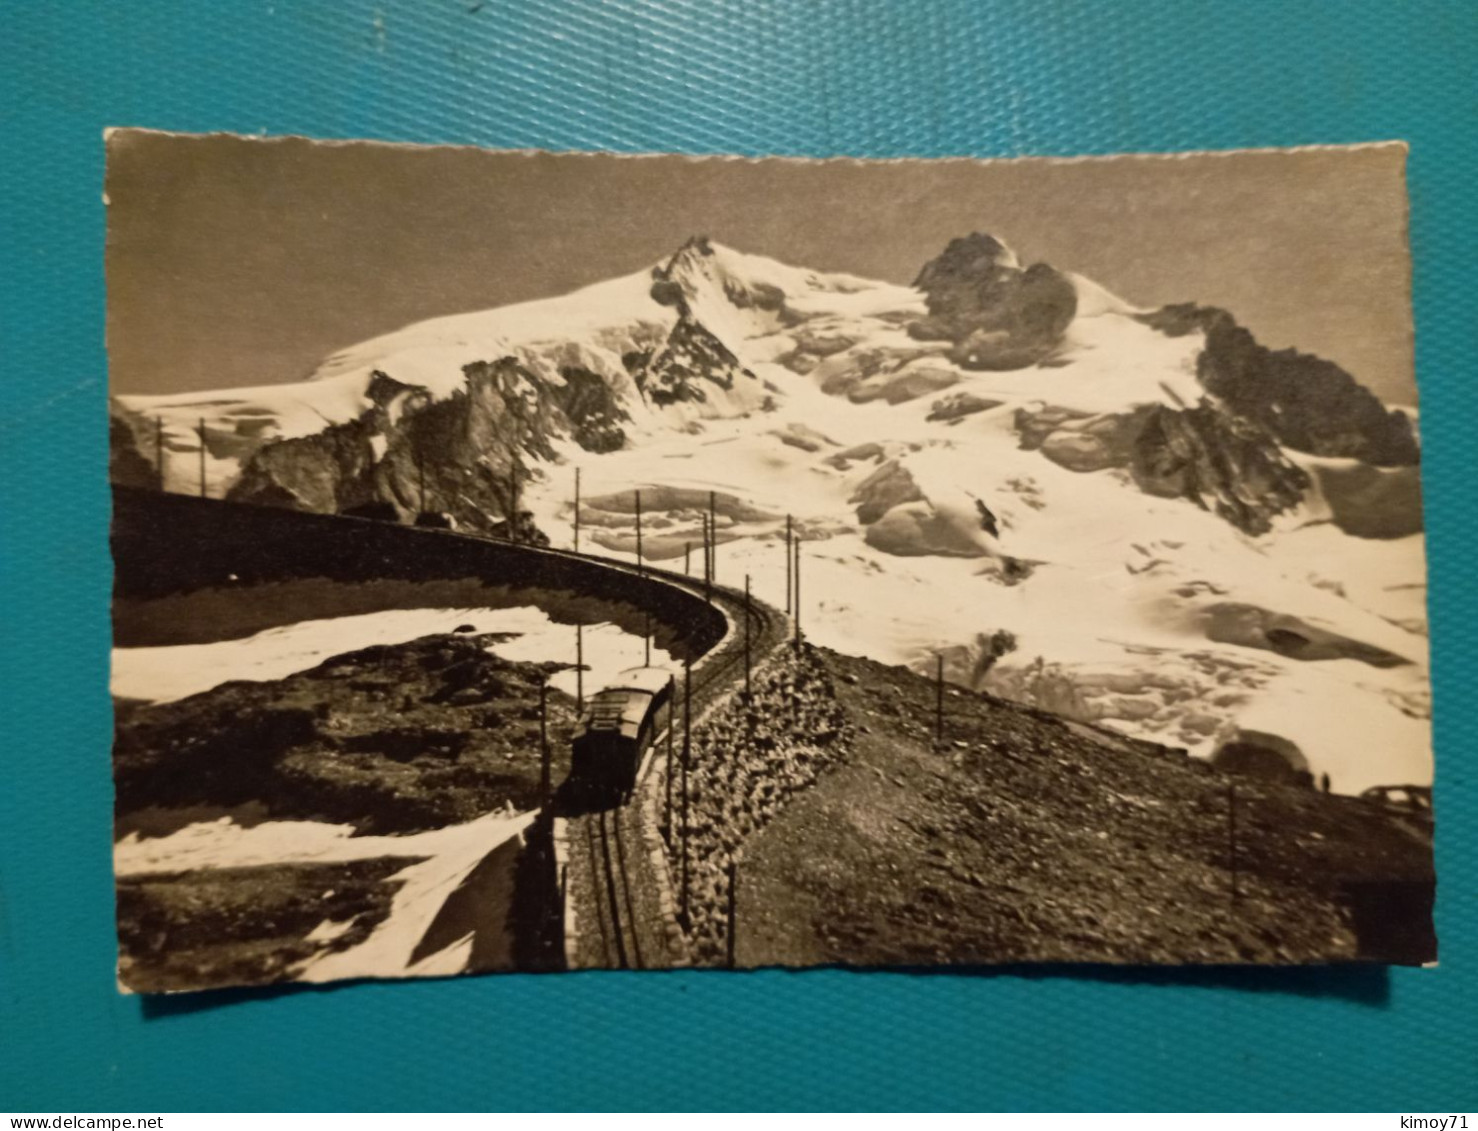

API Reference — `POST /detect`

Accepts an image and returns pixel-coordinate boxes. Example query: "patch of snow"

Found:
[304,918,356,945]
[112,606,669,704]
[1065,270,1145,318]
[114,806,527,875]
[297,810,532,983]
[116,806,533,982]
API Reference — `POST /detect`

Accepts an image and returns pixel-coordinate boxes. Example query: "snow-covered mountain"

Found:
[111,235,1430,795]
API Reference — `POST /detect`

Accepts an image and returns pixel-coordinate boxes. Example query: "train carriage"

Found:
[569,666,674,805]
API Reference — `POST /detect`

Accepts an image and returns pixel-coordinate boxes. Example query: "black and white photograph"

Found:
[106,132,1434,992]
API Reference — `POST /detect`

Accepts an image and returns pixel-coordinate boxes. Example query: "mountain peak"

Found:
[907,232,1075,370]
[912,232,1020,289]
[672,233,716,260]
[650,235,791,317]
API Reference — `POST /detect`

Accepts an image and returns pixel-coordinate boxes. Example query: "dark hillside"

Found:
[736,648,1434,968]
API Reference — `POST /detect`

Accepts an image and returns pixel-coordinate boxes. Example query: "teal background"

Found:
[2,0,1475,1112]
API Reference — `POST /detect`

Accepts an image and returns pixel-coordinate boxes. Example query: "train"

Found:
[569,666,674,806]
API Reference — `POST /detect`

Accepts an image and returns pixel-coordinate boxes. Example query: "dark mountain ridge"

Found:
[1138,302,1418,467]
[109,233,1419,544]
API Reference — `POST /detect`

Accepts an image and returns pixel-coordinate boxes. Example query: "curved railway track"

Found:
[553,553,787,971]
[293,516,791,971]
[113,488,788,972]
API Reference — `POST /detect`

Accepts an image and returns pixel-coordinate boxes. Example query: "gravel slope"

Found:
[735,648,1434,968]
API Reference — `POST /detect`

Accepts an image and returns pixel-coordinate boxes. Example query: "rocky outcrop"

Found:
[113,631,578,835]
[1016,404,1150,473]
[1138,303,1418,467]
[909,233,1078,370]
[623,313,756,406]
[811,346,931,401]
[230,413,382,515]
[651,235,788,316]
[229,358,618,538]
[779,328,861,374]
[1307,460,1424,539]
[927,392,1002,424]
[864,502,988,559]
[848,457,1004,559]
[1014,400,1309,535]
[822,442,888,471]
[849,459,925,524]
[552,366,628,453]
[1130,402,1311,535]
[772,423,837,453]
[1015,387,1420,540]
[109,407,158,489]
[845,364,960,406]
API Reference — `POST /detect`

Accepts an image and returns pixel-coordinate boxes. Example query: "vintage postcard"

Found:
[106,132,1433,991]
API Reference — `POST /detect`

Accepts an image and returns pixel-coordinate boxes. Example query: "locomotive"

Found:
[569,666,674,806]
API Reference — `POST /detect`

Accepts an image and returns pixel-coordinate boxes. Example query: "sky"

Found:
[106,132,1416,404]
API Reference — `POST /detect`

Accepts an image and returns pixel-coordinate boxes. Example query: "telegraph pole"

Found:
[703,515,713,604]
[935,653,945,745]
[637,488,651,663]
[664,678,676,844]
[793,538,802,648]
[155,416,165,492]
[681,656,692,929]
[785,515,793,615]
[197,418,207,499]
[573,466,581,553]
[682,657,692,767]
[684,541,691,576]
[575,623,584,711]
[744,574,752,700]
[539,679,551,805]
[708,490,717,583]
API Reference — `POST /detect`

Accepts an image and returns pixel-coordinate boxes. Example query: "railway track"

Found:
[317,510,790,970]
[581,806,645,969]
[112,489,789,971]
[564,563,787,970]
[264,503,788,971]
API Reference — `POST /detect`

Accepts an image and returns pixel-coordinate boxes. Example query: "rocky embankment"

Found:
[663,646,853,964]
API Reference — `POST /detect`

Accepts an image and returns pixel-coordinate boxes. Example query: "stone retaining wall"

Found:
[647,644,852,965]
